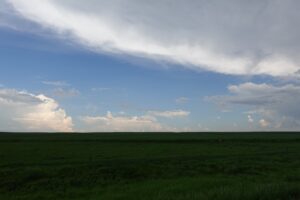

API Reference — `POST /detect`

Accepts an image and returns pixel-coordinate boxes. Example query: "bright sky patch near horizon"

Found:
[0,0,300,132]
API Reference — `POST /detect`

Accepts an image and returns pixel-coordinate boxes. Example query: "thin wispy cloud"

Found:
[42,81,70,87]
[175,97,189,104]
[52,87,80,98]
[91,87,110,92]
[147,110,190,118]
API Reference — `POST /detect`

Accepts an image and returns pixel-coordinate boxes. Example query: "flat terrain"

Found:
[0,132,299,200]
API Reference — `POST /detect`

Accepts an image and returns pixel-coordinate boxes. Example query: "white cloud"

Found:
[4,0,300,76]
[80,109,191,132]
[248,115,254,123]
[147,110,190,118]
[175,97,189,104]
[259,119,270,128]
[208,82,300,130]
[0,88,73,132]
[80,111,163,132]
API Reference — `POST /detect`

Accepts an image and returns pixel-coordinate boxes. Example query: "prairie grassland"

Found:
[0,132,299,200]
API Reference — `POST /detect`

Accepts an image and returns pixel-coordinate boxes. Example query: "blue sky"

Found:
[0,0,300,132]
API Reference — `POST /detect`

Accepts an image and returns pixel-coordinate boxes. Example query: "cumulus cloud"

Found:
[80,111,163,132]
[4,0,300,76]
[208,82,300,130]
[0,88,73,132]
[147,110,190,118]
[80,109,191,132]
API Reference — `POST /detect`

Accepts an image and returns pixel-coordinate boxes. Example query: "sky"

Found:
[0,0,300,132]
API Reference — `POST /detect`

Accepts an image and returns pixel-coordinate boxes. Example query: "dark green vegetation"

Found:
[0,132,299,200]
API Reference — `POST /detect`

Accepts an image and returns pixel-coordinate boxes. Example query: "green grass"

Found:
[0,132,299,199]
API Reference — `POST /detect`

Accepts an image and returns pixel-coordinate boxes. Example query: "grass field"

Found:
[0,132,299,200]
